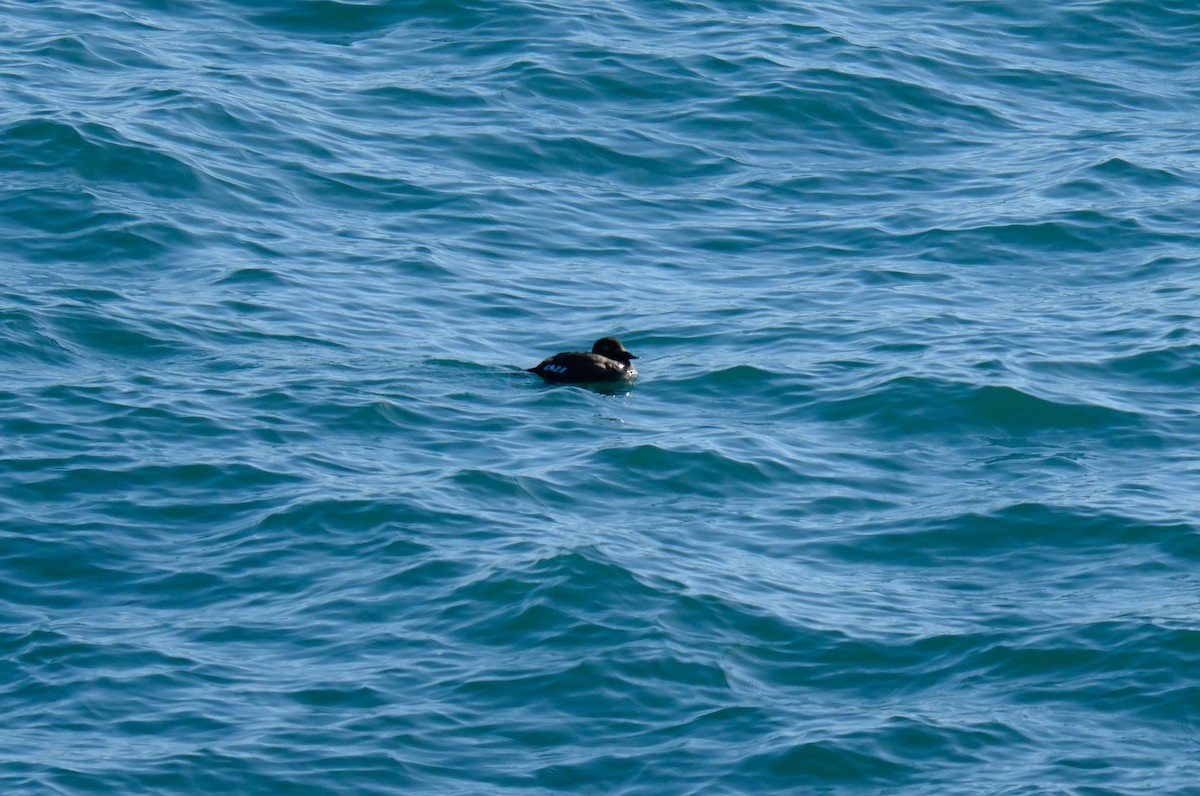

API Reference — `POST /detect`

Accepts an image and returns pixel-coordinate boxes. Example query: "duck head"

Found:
[592,337,638,364]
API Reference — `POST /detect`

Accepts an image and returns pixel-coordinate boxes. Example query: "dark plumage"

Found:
[527,337,639,384]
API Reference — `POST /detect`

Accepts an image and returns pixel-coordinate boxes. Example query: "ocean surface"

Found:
[2,0,1199,793]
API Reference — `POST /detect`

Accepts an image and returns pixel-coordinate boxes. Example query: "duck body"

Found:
[528,337,638,384]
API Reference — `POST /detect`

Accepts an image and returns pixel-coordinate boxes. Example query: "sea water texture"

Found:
[1,0,1199,793]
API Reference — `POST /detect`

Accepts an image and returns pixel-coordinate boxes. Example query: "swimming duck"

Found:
[527,337,639,383]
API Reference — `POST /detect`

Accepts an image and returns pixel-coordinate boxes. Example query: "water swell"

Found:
[829,502,1200,567]
[816,376,1146,437]
[1,117,203,195]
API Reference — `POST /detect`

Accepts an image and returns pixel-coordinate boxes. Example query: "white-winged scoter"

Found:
[527,337,639,383]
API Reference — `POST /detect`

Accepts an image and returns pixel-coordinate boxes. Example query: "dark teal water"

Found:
[3,0,1199,793]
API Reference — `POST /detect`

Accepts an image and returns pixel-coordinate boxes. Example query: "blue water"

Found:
[3,0,1199,793]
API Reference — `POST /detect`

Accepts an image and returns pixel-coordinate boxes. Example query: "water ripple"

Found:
[3,0,1200,792]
